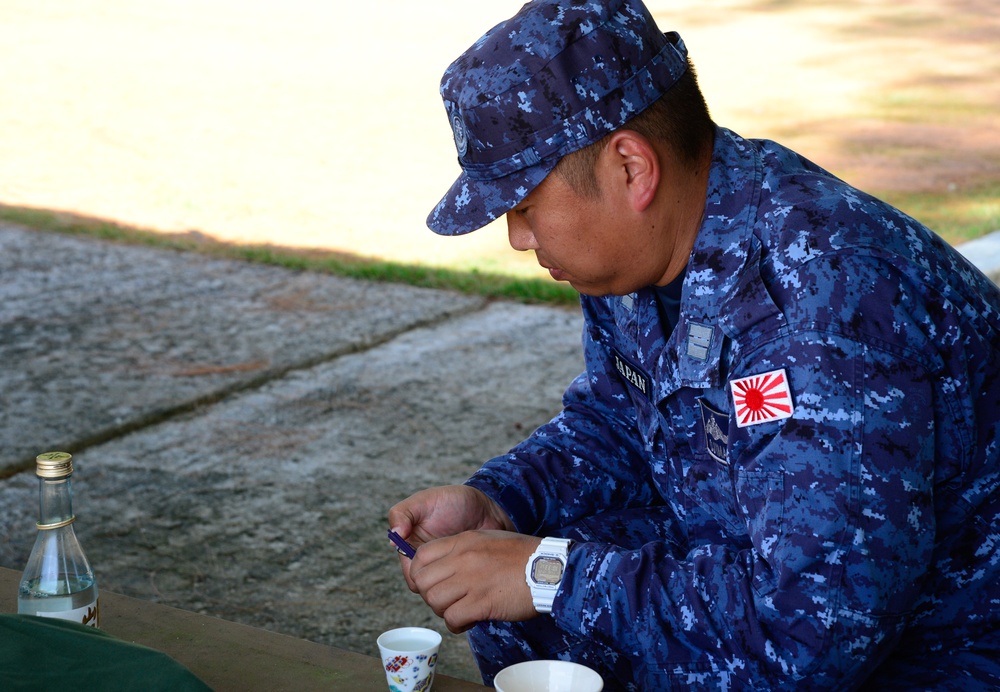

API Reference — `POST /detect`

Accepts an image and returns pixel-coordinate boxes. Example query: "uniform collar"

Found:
[656,128,771,396]
[609,128,783,401]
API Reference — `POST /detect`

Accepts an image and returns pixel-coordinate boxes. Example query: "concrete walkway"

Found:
[1,222,997,684]
[0,222,584,682]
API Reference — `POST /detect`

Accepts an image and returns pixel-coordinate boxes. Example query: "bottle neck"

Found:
[37,475,75,527]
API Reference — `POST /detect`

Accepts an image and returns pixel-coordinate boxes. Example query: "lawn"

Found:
[0,0,996,303]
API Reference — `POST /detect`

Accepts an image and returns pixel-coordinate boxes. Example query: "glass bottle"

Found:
[17,451,100,627]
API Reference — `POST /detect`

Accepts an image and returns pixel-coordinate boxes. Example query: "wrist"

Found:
[463,484,516,532]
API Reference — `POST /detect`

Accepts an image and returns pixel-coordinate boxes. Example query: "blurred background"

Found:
[1,0,997,283]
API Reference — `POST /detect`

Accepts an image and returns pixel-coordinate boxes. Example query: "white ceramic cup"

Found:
[376,626,442,692]
[493,660,604,692]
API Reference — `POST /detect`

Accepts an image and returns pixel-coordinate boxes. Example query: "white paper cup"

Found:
[377,626,442,692]
[494,660,604,692]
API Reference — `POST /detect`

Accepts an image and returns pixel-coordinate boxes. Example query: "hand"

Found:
[407,530,541,633]
[388,485,515,548]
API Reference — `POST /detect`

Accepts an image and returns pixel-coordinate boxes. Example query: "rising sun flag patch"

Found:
[731,368,794,428]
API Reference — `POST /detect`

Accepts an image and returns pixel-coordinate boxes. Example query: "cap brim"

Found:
[426,159,557,236]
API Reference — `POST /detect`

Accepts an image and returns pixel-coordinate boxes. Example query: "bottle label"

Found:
[38,598,100,628]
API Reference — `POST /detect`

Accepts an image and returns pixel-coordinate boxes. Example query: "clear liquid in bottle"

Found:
[17,452,100,627]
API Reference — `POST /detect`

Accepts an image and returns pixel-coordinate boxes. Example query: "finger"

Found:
[439,590,494,634]
[420,565,467,610]
[398,553,419,593]
[387,504,416,537]
[409,544,456,594]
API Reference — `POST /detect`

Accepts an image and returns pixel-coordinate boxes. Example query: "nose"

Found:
[506,211,538,252]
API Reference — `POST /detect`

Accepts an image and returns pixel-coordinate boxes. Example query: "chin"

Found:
[573,284,614,297]
[576,282,640,297]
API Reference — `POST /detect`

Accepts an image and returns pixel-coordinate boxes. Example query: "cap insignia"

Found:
[451,113,468,157]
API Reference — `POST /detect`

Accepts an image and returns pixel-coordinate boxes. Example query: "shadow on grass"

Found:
[0,203,580,308]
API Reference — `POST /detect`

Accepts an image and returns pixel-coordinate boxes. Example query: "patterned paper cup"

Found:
[377,627,442,692]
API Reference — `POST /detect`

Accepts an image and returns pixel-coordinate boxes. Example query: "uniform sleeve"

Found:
[553,260,946,687]
[465,297,662,536]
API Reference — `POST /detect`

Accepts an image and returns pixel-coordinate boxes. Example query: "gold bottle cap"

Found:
[35,451,74,479]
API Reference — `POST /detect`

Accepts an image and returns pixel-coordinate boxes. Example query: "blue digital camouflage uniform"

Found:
[464,127,1000,690]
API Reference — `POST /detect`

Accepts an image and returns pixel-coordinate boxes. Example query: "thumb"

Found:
[387,503,419,539]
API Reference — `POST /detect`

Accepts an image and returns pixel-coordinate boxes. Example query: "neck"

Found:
[653,143,712,287]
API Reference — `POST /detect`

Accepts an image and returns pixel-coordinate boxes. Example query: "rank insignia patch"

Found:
[731,368,794,428]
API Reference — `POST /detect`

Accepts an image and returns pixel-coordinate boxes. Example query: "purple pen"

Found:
[387,529,416,559]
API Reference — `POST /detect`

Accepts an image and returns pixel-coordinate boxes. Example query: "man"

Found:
[388,0,1000,689]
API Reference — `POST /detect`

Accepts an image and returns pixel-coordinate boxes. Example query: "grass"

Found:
[880,182,1000,246]
[1,1,994,303]
[3,180,995,311]
[0,204,581,307]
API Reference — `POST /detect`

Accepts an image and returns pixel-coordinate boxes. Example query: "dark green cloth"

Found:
[0,614,212,691]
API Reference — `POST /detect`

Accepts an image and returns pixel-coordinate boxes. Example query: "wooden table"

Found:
[0,567,487,691]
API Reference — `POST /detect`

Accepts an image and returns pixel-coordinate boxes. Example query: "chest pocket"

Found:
[686,395,786,575]
[652,390,747,540]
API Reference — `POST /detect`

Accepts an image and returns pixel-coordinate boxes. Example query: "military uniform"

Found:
[464,128,1000,690]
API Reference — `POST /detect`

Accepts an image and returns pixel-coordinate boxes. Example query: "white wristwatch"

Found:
[525,537,573,614]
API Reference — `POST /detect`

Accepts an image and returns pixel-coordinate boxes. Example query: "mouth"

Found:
[545,266,567,281]
[536,256,567,282]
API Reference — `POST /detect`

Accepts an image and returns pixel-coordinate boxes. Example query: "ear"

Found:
[606,130,660,213]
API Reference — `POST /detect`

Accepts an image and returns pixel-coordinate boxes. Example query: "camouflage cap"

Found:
[427,0,689,236]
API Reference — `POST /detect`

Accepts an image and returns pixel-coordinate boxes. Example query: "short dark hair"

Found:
[553,58,714,197]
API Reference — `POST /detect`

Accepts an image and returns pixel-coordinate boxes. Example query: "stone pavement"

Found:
[0,222,997,684]
[0,222,584,682]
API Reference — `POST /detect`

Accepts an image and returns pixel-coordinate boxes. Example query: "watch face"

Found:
[531,556,564,585]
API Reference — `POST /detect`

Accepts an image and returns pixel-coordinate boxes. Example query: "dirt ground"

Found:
[0,0,996,276]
